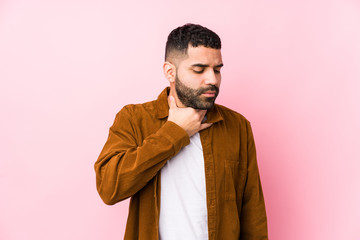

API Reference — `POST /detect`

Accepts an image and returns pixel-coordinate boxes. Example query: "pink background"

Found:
[1,0,359,239]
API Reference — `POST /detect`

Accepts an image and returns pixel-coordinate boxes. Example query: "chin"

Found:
[195,101,215,110]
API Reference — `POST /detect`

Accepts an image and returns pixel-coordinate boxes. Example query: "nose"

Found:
[204,69,220,86]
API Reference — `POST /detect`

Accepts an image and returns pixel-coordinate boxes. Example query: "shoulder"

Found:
[214,104,255,141]
[214,103,251,125]
[117,99,157,117]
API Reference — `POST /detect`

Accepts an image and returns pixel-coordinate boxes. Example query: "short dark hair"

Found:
[165,23,221,61]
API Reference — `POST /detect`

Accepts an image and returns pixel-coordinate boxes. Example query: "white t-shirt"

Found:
[159,132,208,240]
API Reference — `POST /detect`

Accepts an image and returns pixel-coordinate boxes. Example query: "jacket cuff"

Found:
[157,121,190,154]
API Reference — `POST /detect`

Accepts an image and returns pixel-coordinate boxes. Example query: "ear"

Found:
[163,61,176,83]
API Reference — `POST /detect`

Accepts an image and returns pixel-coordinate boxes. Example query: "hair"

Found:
[165,23,221,62]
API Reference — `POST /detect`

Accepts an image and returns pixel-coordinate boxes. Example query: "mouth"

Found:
[202,91,217,97]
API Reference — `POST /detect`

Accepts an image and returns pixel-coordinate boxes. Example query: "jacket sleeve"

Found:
[94,105,190,205]
[240,121,268,240]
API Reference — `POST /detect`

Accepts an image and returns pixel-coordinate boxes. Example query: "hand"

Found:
[167,96,213,137]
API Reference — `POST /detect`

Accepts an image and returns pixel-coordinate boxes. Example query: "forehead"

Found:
[181,46,222,66]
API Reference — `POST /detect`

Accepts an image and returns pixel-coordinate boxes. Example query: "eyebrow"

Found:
[191,63,224,68]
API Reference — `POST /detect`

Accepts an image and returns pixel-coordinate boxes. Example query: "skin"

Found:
[163,45,223,137]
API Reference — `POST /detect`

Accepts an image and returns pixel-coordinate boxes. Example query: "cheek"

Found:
[182,73,202,87]
[216,75,222,86]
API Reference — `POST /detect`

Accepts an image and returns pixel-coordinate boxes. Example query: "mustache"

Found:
[197,85,219,95]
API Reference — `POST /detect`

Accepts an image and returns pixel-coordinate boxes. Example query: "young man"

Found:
[95,23,268,240]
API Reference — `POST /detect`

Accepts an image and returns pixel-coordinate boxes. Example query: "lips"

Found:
[199,85,219,97]
[202,91,216,97]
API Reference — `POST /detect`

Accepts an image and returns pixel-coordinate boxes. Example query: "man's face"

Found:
[174,46,223,110]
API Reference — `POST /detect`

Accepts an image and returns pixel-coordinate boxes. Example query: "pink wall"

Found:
[1,0,359,239]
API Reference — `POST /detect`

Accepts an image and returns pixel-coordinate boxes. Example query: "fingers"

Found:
[168,96,177,109]
[199,122,213,131]
[198,110,207,118]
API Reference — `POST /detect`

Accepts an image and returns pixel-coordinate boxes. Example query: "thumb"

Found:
[199,122,213,131]
[168,96,177,109]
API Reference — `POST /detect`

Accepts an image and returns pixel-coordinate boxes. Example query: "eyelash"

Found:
[193,69,221,74]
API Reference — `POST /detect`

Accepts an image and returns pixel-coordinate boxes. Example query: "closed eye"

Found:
[214,67,222,73]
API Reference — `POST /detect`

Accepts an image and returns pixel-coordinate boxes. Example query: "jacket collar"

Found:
[155,87,224,123]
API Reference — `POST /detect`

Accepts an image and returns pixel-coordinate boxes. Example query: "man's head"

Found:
[163,23,223,110]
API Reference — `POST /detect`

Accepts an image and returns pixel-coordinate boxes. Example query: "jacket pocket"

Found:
[225,160,246,201]
[225,160,238,200]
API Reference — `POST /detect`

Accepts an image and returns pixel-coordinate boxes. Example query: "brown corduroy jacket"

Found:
[95,87,268,240]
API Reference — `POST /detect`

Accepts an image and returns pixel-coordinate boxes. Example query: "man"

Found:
[95,23,268,240]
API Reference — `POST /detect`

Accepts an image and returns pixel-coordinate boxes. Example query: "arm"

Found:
[240,121,268,240]
[94,105,190,205]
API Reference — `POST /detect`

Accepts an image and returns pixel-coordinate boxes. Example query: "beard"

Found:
[175,75,219,110]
